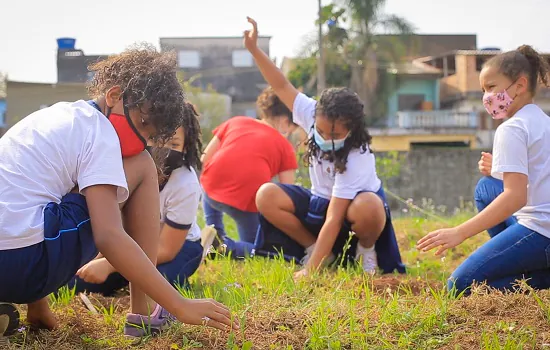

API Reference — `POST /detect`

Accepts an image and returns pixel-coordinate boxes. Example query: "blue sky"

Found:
[0,0,547,83]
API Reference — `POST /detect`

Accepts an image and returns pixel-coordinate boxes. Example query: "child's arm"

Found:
[201,136,220,165]
[83,184,235,329]
[304,197,351,271]
[418,123,528,255]
[78,224,190,283]
[277,169,295,184]
[244,17,299,113]
[417,172,527,255]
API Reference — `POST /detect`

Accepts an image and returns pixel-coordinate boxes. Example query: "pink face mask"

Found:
[482,83,516,120]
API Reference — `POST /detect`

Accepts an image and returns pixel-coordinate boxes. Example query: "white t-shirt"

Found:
[0,100,129,250]
[159,166,201,242]
[292,93,382,200]
[492,104,550,238]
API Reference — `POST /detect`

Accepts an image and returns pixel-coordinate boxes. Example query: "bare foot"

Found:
[26,298,58,330]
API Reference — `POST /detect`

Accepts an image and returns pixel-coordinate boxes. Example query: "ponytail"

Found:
[484,45,550,94]
[517,45,550,93]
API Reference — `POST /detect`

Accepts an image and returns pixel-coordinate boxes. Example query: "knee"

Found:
[474,176,503,201]
[347,192,385,225]
[256,183,284,214]
[447,271,472,296]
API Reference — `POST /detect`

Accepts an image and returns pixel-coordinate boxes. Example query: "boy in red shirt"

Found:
[201,87,298,249]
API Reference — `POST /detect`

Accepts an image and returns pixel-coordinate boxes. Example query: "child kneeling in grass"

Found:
[418,45,550,295]
[242,18,406,278]
[71,102,206,295]
[0,45,237,338]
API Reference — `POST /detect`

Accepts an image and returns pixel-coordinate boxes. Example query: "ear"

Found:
[105,86,123,108]
[515,75,530,95]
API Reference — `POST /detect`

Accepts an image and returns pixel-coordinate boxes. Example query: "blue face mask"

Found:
[313,126,348,152]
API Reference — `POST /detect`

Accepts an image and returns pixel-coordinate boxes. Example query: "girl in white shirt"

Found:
[418,45,550,295]
[72,102,205,294]
[243,18,405,279]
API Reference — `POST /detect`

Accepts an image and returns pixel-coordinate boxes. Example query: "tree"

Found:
[290,0,414,124]
[178,73,229,143]
[333,0,414,123]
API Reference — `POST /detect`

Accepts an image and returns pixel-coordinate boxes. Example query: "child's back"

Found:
[0,101,126,250]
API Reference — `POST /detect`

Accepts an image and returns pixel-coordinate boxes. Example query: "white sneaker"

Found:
[355,243,378,275]
[300,243,335,266]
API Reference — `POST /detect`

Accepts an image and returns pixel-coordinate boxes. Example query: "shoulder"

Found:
[293,93,317,112]
[164,167,201,197]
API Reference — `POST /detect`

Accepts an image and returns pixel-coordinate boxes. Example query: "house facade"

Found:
[160,36,271,117]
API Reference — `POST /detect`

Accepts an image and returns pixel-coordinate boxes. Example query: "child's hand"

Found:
[76,259,114,284]
[293,269,309,282]
[176,298,239,331]
[416,227,466,256]
[243,17,259,52]
[478,152,493,176]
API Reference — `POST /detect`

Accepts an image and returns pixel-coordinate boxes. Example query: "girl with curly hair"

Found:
[243,18,405,279]
[70,102,206,296]
[0,44,236,339]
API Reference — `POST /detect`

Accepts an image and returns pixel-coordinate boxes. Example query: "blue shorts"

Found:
[256,184,406,274]
[0,194,97,304]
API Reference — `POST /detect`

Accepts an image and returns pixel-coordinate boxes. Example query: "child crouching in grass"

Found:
[418,45,550,295]
[243,18,406,279]
[70,102,205,295]
[0,45,237,339]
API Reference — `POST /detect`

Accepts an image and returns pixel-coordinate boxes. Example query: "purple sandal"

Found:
[124,304,176,338]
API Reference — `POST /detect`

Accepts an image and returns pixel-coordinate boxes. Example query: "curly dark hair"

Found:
[87,43,185,144]
[257,86,292,123]
[181,102,203,171]
[304,87,372,174]
[484,45,550,94]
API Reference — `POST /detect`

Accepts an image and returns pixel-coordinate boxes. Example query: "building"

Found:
[160,36,271,117]
[56,38,107,83]
[420,49,550,148]
[5,81,89,126]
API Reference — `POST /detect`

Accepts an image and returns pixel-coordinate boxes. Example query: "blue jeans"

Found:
[69,239,203,295]
[474,176,517,237]
[203,193,259,243]
[449,177,550,294]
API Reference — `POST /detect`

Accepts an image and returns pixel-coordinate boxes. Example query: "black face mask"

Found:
[147,147,185,191]
[164,149,185,175]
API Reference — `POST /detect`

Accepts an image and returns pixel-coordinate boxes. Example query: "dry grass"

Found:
[5,214,550,349]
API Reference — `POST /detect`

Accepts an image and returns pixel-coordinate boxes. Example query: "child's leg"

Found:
[119,151,161,315]
[157,240,203,288]
[474,177,517,238]
[448,223,550,295]
[212,202,259,243]
[203,194,227,244]
[346,192,387,248]
[256,183,316,248]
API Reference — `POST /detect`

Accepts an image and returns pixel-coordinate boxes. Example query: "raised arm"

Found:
[244,17,299,111]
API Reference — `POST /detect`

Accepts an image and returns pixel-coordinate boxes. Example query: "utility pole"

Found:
[317,0,326,95]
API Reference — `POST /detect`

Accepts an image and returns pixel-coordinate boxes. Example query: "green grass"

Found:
[6,212,550,349]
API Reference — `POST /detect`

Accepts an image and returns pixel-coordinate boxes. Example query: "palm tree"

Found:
[329,0,414,123]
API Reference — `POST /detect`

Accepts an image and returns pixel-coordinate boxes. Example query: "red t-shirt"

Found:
[201,117,298,212]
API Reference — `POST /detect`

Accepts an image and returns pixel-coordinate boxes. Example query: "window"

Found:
[178,50,201,68]
[232,50,253,67]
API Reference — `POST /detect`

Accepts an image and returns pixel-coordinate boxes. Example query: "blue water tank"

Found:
[57,38,76,50]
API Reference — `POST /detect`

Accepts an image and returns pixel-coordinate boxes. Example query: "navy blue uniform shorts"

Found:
[256,184,406,274]
[0,194,97,304]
